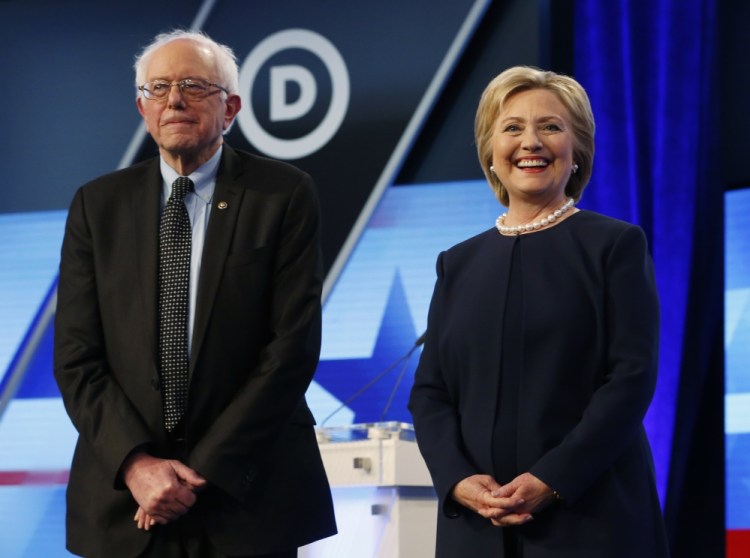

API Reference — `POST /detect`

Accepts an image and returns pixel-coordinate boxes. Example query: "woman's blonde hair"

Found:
[475,66,595,206]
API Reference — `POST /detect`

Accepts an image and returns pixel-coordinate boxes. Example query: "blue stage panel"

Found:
[726,188,750,534]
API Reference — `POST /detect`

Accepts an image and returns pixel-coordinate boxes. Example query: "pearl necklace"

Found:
[495,197,576,236]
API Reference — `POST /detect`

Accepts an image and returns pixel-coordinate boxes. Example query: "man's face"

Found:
[136,39,240,168]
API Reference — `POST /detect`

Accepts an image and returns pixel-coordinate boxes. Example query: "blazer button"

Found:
[151,377,160,391]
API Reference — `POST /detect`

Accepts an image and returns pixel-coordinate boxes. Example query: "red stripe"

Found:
[0,470,69,486]
[728,529,750,558]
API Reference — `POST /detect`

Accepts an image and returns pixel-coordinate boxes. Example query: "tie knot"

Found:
[171,177,194,201]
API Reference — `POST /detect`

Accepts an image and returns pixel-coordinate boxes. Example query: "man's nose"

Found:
[166,84,186,108]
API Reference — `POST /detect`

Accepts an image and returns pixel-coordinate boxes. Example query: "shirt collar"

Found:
[160,146,223,204]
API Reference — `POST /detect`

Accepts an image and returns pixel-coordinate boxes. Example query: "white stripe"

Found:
[322,0,492,302]
[726,393,750,435]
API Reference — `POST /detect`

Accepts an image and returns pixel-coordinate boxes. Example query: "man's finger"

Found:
[491,513,534,527]
[171,460,208,491]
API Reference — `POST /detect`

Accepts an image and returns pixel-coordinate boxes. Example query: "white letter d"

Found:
[270,65,317,122]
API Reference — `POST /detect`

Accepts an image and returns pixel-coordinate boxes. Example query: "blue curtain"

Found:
[573,0,720,547]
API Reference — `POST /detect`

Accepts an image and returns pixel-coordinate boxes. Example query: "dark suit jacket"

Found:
[54,145,336,558]
[408,211,669,558]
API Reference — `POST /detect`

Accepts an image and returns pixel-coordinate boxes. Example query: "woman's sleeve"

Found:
[409,252,478,517]
[529,225,660,504]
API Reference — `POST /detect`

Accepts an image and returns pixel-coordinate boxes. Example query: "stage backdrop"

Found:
[0,1,527,556]
[0,0,725,555]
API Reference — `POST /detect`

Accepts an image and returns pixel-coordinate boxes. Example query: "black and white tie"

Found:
[158,176,194,431]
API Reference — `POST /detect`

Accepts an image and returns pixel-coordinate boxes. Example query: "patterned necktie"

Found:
[158,176,194,431]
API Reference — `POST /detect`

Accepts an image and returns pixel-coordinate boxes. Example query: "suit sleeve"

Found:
[188,173,323,502]
[529,226,660,503]
[53,188,155,486]
[408,252,478,517]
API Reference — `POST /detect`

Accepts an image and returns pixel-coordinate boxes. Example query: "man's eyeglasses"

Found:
[138,78,229,100]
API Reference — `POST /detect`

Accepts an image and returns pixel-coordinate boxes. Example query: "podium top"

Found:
[315,422,416,444]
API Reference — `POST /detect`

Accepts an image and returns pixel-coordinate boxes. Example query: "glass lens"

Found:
[179,79,209,97]
[141,79,216,99]
[144,80,171,99]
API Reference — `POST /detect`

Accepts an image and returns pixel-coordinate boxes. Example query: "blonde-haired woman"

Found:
[409,66,669,558]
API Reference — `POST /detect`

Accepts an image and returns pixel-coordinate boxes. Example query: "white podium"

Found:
[300,423,437,558]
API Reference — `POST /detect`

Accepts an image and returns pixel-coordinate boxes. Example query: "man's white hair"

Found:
[133,29,240,98]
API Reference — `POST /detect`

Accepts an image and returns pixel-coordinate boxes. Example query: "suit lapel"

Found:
[190,146,245,374]
[130,161,162,364]
[126,160,170,439]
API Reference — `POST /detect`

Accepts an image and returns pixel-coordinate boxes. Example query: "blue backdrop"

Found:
[574,0,722,553]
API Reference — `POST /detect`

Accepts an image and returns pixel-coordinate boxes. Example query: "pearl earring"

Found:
[572,164,579,174]
[490,165,496,175]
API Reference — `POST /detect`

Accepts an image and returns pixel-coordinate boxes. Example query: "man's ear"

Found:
[136,96,147,118]
[224,94,242,129]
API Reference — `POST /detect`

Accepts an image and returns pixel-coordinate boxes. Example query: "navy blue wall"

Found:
[1,0,202,213]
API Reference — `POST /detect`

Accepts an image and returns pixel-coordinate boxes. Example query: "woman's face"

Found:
[491,88,576,204]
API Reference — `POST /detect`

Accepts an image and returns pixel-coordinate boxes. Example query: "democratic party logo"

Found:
[237,29,350,160]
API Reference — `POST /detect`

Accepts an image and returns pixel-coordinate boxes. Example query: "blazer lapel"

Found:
[190,146,245,374]
[127,161,170,438]
[130,161,162,364]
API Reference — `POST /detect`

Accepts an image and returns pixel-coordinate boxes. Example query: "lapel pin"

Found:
[217,201,228,210]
